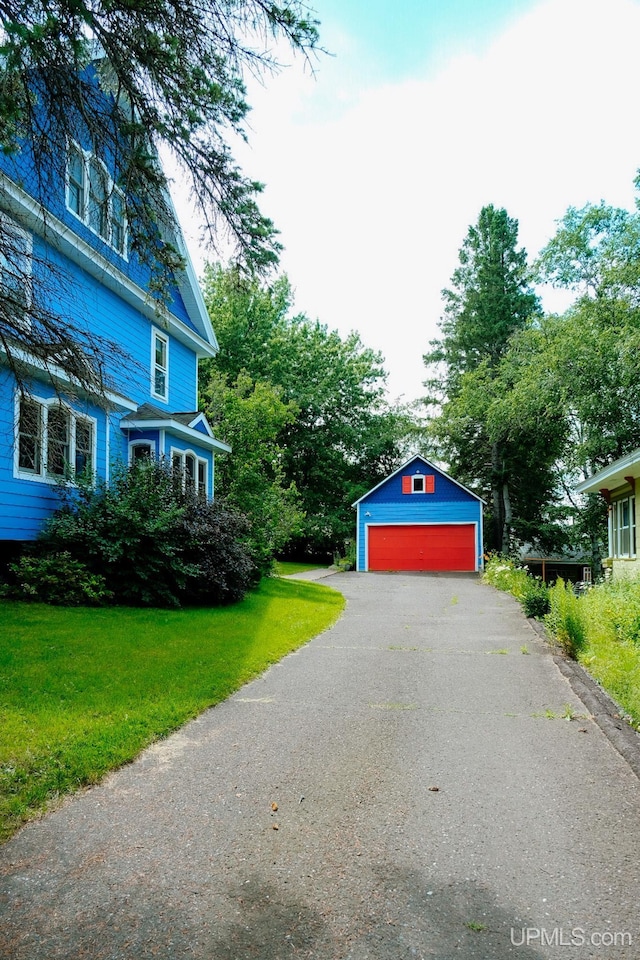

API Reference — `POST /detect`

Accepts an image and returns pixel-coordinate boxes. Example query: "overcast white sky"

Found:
[178,0,640,402]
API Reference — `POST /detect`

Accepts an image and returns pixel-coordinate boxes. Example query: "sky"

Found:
[178,0,640,403]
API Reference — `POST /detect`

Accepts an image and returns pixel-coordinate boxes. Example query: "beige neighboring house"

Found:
[575,449,640,576]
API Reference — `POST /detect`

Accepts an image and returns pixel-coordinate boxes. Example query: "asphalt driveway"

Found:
[2,572,640,959]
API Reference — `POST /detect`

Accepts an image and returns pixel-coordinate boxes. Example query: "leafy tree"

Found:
[0,1,320,395]
[427,204,539,390]
[530,200,640,566]
[535,200,640,472]
[201,368,305,573]
[424,205,543,552]
[202,264,417,558]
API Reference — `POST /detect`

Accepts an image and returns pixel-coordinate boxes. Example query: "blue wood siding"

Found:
[0,116,198,336]
[29,238,199,411]
[365,467,471,504]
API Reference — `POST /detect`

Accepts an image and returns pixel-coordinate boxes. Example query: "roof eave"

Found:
[575,448,640,495]
[121,416,231,452]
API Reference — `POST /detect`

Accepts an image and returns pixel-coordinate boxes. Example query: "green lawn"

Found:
[274,560,329,576]
[0,578,344,842]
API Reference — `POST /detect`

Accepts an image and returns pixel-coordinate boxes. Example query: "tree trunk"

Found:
[502,479,512,554]
[491,442,504,553]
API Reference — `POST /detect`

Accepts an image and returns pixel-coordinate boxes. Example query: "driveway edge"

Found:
[528,617,640,781]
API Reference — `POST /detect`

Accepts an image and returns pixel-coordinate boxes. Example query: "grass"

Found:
[274,560,329,576]
[0,578,344,842]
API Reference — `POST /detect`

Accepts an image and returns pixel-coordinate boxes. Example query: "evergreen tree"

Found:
[424,205,541,552]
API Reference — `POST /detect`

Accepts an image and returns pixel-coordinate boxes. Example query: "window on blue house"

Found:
[403,473,435,494]
[67,143,127,255]
[47,405,70,477]
[185,453,196,492]
[198,460,207,498]
[171,448,208,499]
[111,189,126,254]
[151,328,169,401]
[130,442,154,464]
[18,398,42,474]
[0,213,32,327]
[16,395,95,482]
[75,419,93,475]
[67,145,85,216]
[88,159,109,240]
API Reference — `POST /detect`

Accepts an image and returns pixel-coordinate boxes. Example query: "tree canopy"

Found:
[201,263,417,560]
[535,200,640,473]
[426,204,539,395]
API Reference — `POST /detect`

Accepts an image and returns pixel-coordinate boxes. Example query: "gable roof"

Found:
[575,448,640,495]
[120,402,231,453]
[352,454,485,506]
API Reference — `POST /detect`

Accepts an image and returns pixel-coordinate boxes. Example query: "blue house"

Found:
[0,67,229,547]
[353,455,484,572]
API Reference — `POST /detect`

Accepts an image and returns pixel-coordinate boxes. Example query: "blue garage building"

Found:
[353,455,484,573]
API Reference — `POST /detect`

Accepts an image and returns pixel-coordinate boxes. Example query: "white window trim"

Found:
[197,456,209,498]
[66,141,128,257]
[14,393,97,485]
[128,439,158,464]
[151,328,169,403]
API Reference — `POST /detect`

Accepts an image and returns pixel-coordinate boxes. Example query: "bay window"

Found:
[171,449,208,499]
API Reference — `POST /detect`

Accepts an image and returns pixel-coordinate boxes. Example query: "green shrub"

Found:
[3,552,112,606]
[545,578,586,659]
[334,540,356,572]
[520,578,550,619]
[37,459,256,607]
[180,497,258,605]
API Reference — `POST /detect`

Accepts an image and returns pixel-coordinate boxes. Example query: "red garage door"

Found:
[368,524,476,572]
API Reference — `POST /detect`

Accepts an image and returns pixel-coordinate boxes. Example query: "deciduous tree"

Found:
[201,368,304,573]
[202,263,417,558]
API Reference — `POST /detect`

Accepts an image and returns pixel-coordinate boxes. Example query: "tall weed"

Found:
[483,555,531,599]
[584,578,640,646]
[545,578,586,659]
